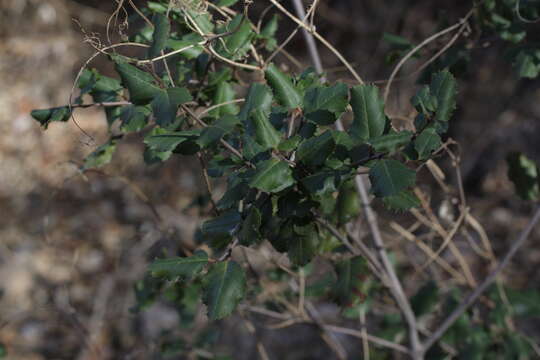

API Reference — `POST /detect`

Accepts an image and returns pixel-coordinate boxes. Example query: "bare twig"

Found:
[291,0,325,79]
[422,206,540,353]
[323,324,409,354]
[383,10,474,103]
[268,0,363,84]
[354,174,422,359]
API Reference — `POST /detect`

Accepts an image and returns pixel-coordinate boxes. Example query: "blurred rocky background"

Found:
[0,0,539,359]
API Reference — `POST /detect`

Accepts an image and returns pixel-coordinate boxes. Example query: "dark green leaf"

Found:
[198,115,239,148]
[411,85,437,114]
[249,159,295,193]
[148,13,170,59]
[368,131,413,153]
[166,33,205,59]
[152,87,192,127]
[211,81,239,117]
[79,68,122,95]
[350,85,386,140]
[305,110,336,125]
[31,106,71,129]
[238,207,262,245]
[369,159,416,197]
[216,15,254,60]
[297,131,336,167]
[186,10,214,34]
[265,63,302,109]
[301,171,339,196]
[203,260,246,320]
[248,109,282,150]
[411,281,439,317]
[507,152,539,201]
[83,139,117,169]
[415,127,441,159]
[513,49,540,79]
[201,209,242,238]
[278,135,301,152]
[120,105,150,132]
[115,60,162,104]
[430,70,457,122]
[303,83,348,114]
[149,250,208,279]
[382,190,420,210]
[144,129,199,152]
[242,134,266,161]
[239,83,273,122]
[259,14,279,50]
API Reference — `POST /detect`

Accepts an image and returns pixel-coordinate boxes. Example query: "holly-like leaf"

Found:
[248,109,282,150]
[411,85,437,114]
[203,260,246,320]
[83,139,117,169]
[201,209,242,238]
[350,85,386,140]
[79,68,123,96]
[152,87,192,127]
[115,60,162,104]
[198,115,239,148]
[144,129,200,153]
[238,207,262,245]
[185,9,214,35]
[369,159,416,197]
[31,106,71,129]
[217,175,250,210]
[238,83,273,122]
[148,13,170,59]
[334,256,371,306]
[259,14,279,50]
[303,83,349,114]
[149,250,208,279]
[301,171,339,196]
[166,34,204,59]
[430,70,457,123]
[215,15,254,60]
[297,131,336,167]
[265,63,302,109]
[120,105,150,132]
[415,127,441,159]
[513,49,540,79]
[382,190,420,210]
[507,152,539,201]
[249,158,295,193]
[210,81,239,117]
[368,131,413,153]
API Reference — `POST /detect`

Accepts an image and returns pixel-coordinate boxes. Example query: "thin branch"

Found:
[268,0,363,84]
[354,174,422,359]
[182,105,249,164]
[70,101,131,108]
[383,10,474,103]
[289,0,325,80]
[323,324,410,354]
[422,205,540,353]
